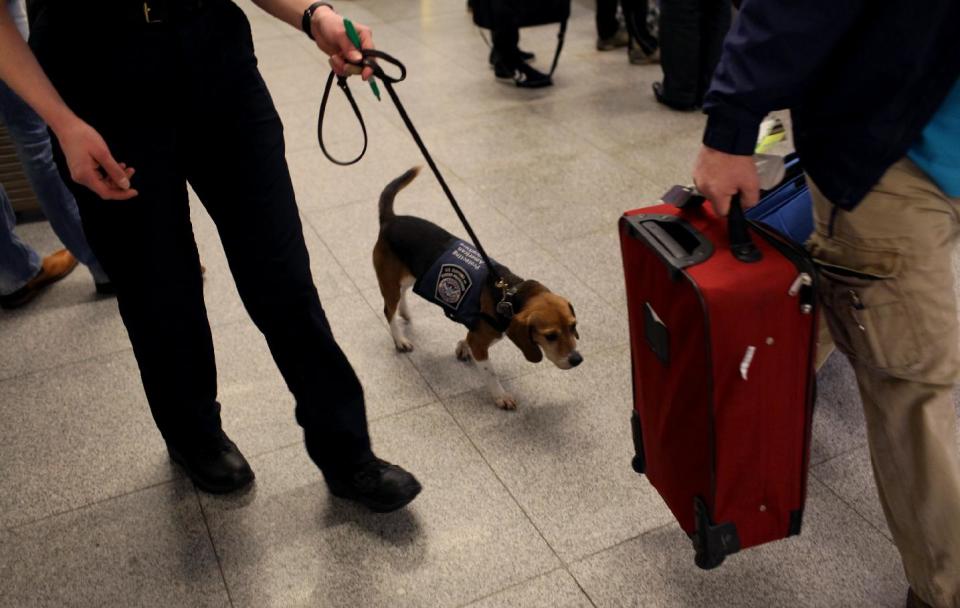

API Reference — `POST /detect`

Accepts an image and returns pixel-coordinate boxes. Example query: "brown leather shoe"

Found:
[0,249,78,309]
[907,588,934,608]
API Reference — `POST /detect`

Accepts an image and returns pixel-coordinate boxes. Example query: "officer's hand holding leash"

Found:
[295,1,375,81]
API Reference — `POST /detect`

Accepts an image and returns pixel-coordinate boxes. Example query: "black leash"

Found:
[318,49,519,319]
[546,21,567,80]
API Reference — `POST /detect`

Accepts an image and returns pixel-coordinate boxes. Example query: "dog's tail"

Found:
[379,167,421,226]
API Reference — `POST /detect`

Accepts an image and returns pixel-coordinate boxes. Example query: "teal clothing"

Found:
[909,79,960,197]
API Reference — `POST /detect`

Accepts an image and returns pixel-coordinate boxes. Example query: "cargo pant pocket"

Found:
[814,252,922,375]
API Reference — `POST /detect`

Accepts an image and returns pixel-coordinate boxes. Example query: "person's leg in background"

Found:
[491,24,552,88]
[807,159,960,608]
[623,0,660,64]
[0,183,41,291]
[596,0,628,50]
[695,0,731,106]
[656,0,701,109]
[0,182,77,308]
[0,81,109,289]
[491,25,520,67]
[0,0,110,291]
[484,0,533,68]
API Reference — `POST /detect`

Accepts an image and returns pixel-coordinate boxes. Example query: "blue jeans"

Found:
[0,0,107,295]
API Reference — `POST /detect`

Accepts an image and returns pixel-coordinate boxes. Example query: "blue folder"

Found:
[746,154,814,245]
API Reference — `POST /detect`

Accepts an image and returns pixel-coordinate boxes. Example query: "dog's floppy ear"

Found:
[507,309,542,363]
[568,303,579,339]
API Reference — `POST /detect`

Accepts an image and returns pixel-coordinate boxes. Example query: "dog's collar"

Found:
[478,280,518,332]
[494,278,520,320]
[480,277,541,332]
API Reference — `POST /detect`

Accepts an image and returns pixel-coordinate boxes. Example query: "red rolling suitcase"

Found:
[619,189,818,569]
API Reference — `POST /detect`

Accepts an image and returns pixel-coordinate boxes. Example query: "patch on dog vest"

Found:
[414,239,492,328]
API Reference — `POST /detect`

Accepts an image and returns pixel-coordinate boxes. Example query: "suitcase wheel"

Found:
[693,535,726,570]
[692,496,740,570]
[631,455,645,474]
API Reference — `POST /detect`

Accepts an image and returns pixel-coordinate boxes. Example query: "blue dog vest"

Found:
[413,239,494,328]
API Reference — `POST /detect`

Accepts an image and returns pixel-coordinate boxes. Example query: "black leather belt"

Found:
[47,0,211,26]
[138,0,208,24]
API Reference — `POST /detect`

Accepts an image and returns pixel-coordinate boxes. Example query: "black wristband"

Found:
[302,2,334,40]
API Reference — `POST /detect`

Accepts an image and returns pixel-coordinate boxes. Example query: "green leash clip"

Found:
[343,18,381,101]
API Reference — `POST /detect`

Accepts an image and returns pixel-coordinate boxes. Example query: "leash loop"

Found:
[317,48,512,316]
[316,50,406,166]
[318,72,368,166]
[359,49,407,83]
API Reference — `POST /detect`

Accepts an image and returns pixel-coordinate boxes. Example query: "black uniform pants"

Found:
[28,0,373,475]
[659,0,731,106]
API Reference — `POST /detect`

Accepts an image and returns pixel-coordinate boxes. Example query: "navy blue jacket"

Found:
[703,0,960,209]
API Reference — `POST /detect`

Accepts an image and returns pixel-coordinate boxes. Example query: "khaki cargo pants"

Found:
[807,158,960,608]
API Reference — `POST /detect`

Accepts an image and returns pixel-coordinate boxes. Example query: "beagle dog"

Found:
[372,168,583,410]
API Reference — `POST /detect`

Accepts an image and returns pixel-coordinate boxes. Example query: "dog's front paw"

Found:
[495,395,517,410]
[394,337,414,353]
[455,340,472,362]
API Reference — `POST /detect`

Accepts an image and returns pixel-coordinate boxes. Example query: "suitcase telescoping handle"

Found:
[727,195,762,263]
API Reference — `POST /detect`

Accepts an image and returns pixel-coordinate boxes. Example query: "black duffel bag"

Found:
[469,0,570,77]
[470,0,570,28]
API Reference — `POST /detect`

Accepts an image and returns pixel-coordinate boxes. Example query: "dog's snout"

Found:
[568,351,583,368]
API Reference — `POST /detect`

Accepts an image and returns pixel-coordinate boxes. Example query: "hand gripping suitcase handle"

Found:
[661,187,762,264]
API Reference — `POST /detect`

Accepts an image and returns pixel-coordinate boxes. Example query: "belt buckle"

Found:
[143,1,163,23]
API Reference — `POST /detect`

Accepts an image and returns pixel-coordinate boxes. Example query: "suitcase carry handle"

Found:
[623,214,714,277]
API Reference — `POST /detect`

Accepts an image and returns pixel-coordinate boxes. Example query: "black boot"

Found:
[326,457,422,513]
[494,59,553,89]
[167,431,254,494]
[652,81,699,111]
